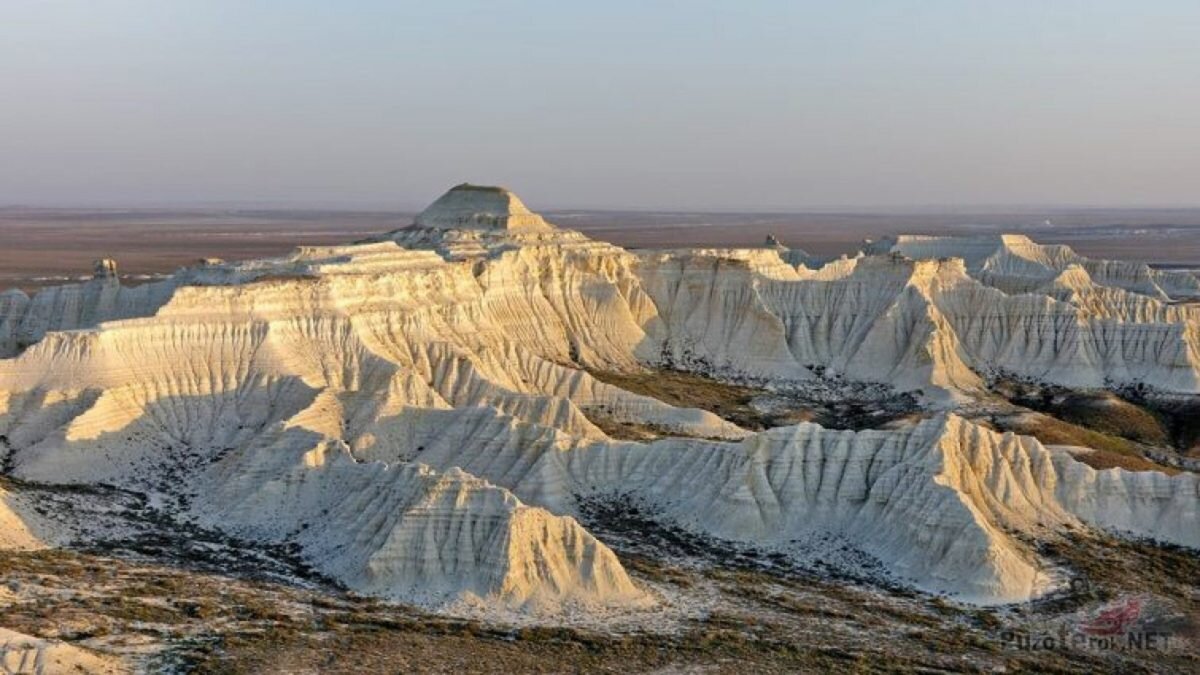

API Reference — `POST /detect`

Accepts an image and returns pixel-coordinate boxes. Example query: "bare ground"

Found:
[1,526,1196,673]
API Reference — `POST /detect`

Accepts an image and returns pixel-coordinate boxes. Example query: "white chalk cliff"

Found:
[0,183,1197,609]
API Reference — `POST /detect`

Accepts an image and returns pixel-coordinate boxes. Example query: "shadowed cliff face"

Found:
[0,187,1198,613]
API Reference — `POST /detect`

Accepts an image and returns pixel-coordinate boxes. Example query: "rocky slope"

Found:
[0,184,1197,612]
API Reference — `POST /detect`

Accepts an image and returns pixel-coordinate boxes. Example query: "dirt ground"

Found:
[1,527,1195,673]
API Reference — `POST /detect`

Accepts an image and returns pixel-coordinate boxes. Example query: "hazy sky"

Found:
[2,1,1199,210]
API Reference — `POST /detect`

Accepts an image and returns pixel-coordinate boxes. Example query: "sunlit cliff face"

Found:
[0,186,1197,613]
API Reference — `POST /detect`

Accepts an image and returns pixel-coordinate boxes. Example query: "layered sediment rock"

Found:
[0,186,1196,608]
[415,183,554,232]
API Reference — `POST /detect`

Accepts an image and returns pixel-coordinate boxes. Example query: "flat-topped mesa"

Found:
[93,258,118,280]
[414,183,555,232]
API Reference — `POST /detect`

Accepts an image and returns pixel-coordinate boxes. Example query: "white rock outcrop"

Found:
[415,183,553,232]
[362,407,1198,603]
[636,245,1200,398]
[0,186,1197,609]
[868,233,1200,301]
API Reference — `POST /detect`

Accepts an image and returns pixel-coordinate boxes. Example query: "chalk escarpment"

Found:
[0,185,1197,610]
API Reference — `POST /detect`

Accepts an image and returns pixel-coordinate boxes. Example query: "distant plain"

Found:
[2,206,1199,291]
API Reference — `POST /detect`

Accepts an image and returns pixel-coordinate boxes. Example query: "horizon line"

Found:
[5,200,1200,215]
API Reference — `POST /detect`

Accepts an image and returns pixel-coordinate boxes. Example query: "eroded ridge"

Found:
[0,185,1197,617]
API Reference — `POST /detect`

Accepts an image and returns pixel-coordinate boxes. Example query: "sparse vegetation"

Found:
[997,381,1172,446]
[988,378,1191,474]
[1122,393,1200,458]
[1039,533,1200,600]
[586,368,919,432]
[992,410,1180,474]
[583,411,734,442]
[587,368,776,430]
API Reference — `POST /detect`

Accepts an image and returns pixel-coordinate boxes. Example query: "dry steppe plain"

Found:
[3,206,1199,290]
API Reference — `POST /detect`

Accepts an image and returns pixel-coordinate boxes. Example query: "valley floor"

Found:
[1,535,1196,673]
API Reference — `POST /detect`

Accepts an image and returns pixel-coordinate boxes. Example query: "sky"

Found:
[1,1,1199,210]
